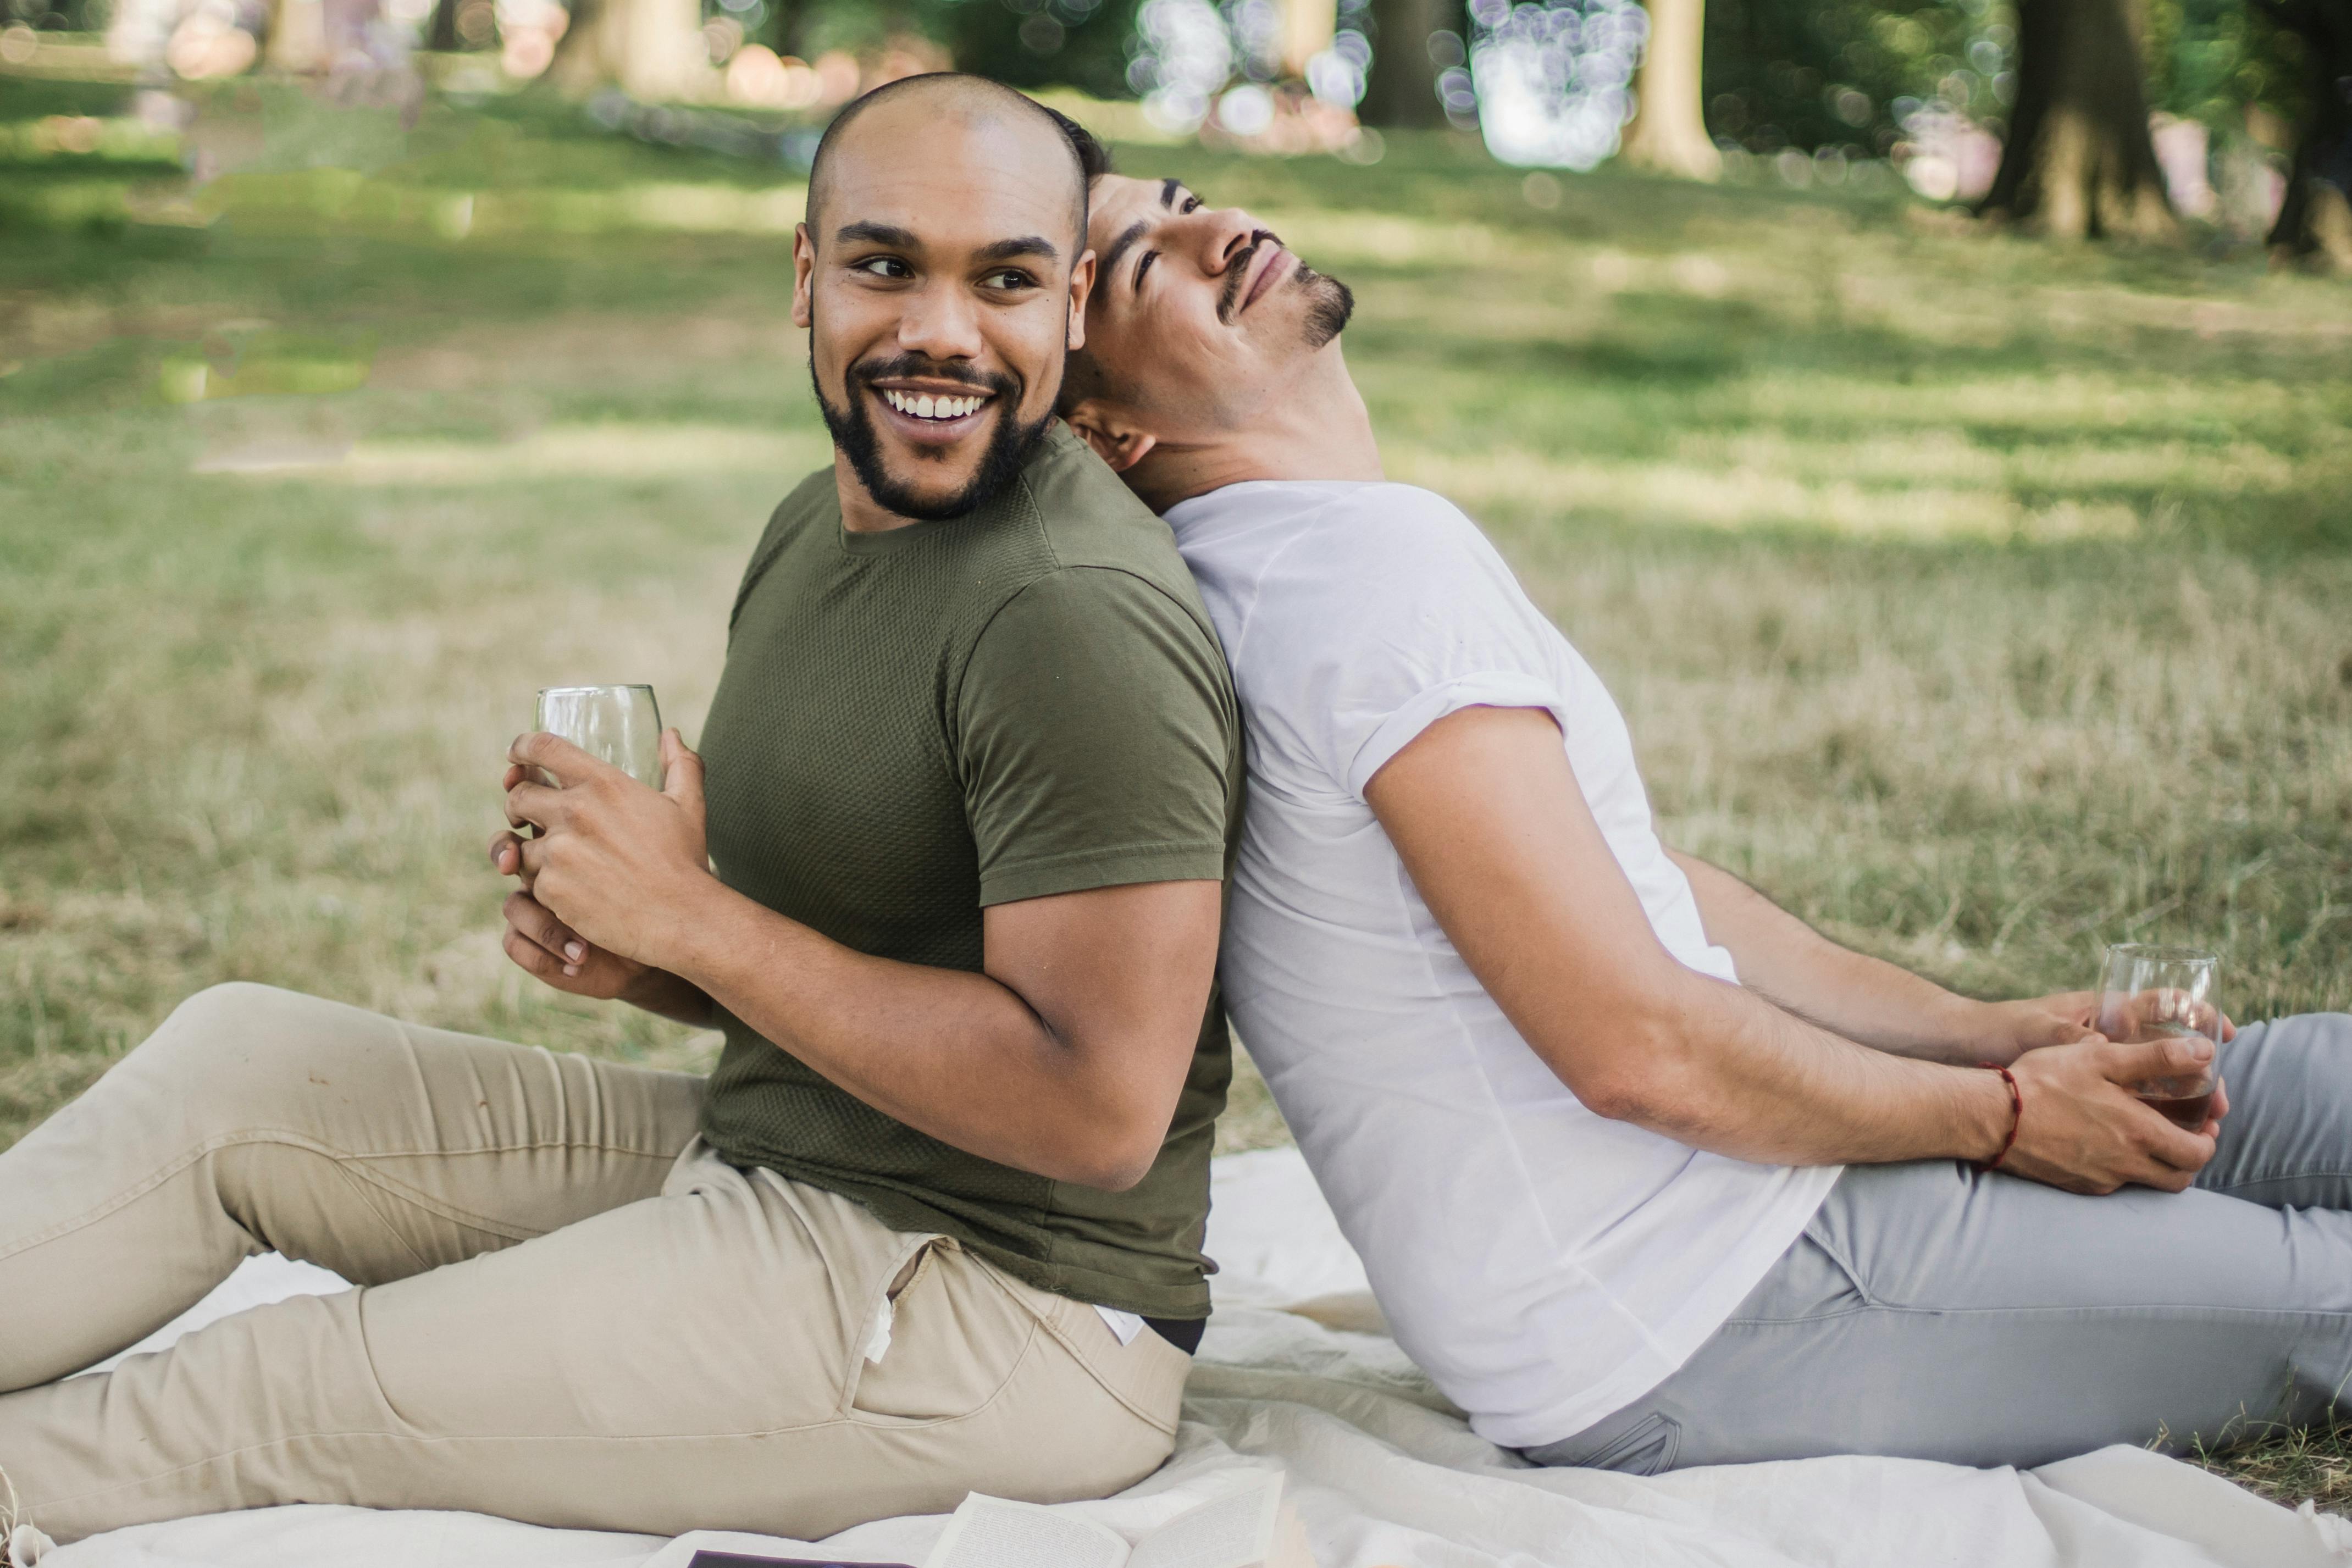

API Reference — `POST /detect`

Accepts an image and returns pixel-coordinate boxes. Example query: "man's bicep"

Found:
[983,879,1224,1063]
[1364,706,1685,1062]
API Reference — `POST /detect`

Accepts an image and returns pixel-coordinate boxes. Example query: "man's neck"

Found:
[1128,344,1383,513]
[834,452,917,535]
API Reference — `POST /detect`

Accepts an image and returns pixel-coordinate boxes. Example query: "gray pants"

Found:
[1528,1012,2352,1473]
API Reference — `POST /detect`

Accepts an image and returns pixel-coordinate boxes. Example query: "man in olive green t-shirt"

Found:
[0,75,1237,1547]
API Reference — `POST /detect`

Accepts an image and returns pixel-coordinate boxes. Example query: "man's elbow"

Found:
[1043,1102,1168,1192]
[1549,1010,1690,1127]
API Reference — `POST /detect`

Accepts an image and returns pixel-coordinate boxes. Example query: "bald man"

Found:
[0,75,1239,1545]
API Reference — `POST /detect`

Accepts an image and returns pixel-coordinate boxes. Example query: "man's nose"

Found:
[895,280,986,362]
[1197,207,1262,274]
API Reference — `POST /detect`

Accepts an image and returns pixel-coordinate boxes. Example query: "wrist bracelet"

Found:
[1975,1062,2022,1173]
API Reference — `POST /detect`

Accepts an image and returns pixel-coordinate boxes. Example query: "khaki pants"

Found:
[0,984,1188,1545]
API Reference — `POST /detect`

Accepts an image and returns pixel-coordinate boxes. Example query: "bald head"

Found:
[806,73,1106,253]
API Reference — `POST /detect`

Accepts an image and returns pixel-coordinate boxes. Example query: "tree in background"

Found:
[1358,0,1456,125]
[1978,0,2176,237]
[2255,0,2352,265]
[936,0,1145,101]
[1620,0,1720,175]
[1700,0,1995,165]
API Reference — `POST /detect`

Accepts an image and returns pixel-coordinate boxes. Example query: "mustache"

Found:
[849,353,1019,398]
[1219,231,1281,324]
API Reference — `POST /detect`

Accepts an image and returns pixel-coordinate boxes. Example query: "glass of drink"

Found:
[2096,942,2221,1129]
[534,685,665,788]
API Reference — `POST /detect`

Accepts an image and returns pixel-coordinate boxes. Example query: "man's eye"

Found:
[1181,195,1202,214]
[854,257,912,279]
[982,268,1037,290]
[1136,252,1158,288]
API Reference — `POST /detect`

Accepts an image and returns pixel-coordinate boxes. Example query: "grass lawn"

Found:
[5,68,2351,1511]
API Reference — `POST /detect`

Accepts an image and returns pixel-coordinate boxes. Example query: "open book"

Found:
[684,1471,1311,1568]
[922,1472,1311,1568]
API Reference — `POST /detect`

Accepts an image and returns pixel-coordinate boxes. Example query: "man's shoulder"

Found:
[1017,424,1193,576]
[1183,480,1509,614]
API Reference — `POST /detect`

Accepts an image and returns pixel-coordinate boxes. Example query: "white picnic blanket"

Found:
[31,1148,2351,1568]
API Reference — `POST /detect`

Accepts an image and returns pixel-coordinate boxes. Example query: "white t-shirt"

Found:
[1164,479,1841,1450]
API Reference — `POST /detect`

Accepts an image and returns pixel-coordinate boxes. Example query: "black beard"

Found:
[811,351,1052,523]
[1302,268,1355,350]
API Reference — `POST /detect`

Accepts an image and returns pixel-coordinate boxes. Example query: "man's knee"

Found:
[113,983,358,1127]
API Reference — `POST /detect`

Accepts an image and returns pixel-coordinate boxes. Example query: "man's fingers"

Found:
[502,925,561,980]
[509,730,606,788]
[661,728,705,812]
[505,779,565,833]
[503,890,585,964]
[2098,1032,2215,1084]
[2135,1109,2216,1173]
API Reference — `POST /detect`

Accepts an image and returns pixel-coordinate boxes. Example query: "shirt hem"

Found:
[978,842,1231,907]
[1467,1162,1845,1451]
[1344,671,1573,800]
[721,1154,1215,1320]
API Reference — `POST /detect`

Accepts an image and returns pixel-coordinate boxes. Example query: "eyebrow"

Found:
[976,235,1059,263]
[1160,177,1181,208]
[835,220,918,249]
[1099,219,1149,286]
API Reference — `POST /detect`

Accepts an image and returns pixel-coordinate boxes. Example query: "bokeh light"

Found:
[1468,0,1648,170]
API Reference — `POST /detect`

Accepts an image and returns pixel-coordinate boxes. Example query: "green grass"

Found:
[5,73,2351,1509]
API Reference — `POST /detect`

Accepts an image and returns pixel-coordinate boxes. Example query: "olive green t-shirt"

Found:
[695,423,1242,1319]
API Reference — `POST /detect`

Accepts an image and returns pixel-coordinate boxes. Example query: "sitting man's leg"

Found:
[1530,1012,2352,1473]
[2,980,704,1393]
[0,983,1183,1541]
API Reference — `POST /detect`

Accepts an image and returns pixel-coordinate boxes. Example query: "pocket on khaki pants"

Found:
[843,1239,1042,1423]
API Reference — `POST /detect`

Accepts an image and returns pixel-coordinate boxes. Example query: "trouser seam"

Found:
[0,1132,684,1264]
[31,1375,1150,1514]
[2207,1171,2352,1195]
[1723,1300,2352,1326]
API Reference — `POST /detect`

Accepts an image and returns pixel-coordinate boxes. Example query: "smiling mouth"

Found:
[878,387,993,422]
[1239,245,1291,313]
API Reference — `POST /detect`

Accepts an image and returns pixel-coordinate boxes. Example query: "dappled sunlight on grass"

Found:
[246,422,836,486]
[1391,441,2144,542]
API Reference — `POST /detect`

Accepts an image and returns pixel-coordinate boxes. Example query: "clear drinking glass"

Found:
[534,684,665,788]
[2096,942,2222,1129]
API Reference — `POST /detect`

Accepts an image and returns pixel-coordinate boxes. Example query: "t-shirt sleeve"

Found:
[1287,495,1575,800]
[956,567,1236,906]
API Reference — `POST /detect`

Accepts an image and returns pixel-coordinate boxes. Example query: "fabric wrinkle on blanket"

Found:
[29,1148,2351,1568]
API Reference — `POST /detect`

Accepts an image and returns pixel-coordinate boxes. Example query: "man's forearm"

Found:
[654,882,1175,1189]
[1571,967,2014,1167]
[620,967,717,1027]
[1670,851,1990,1063]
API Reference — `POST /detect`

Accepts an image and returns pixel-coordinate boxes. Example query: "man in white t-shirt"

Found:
[1051,154,2352,1471]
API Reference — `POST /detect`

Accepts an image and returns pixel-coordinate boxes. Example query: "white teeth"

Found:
[882,389,987,420]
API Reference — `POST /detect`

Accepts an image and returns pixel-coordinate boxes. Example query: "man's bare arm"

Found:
[1667,852,2064,1065]
[1364,706,2217,1192]
[498,730,1216,1192]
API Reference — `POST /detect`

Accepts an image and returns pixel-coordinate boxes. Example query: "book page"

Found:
[1126,1474,1285,1568]
[925,1494,1131,1568]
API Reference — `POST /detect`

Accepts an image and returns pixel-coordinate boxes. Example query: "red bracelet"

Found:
[1975,1062,2022,1172]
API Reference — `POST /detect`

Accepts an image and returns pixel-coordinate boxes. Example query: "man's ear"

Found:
[1062,400,1158,474]
[791,223,815,329]
[1066,247,1097,351]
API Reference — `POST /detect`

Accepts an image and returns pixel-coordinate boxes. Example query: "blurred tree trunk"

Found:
[1361,0,1448,128]
[426,0,458,52]
[1620,0,1719,179]
[1979,0,2176,240]
[266,0,328,70]
[550,0,705,98]
[2257,0,2352,270]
